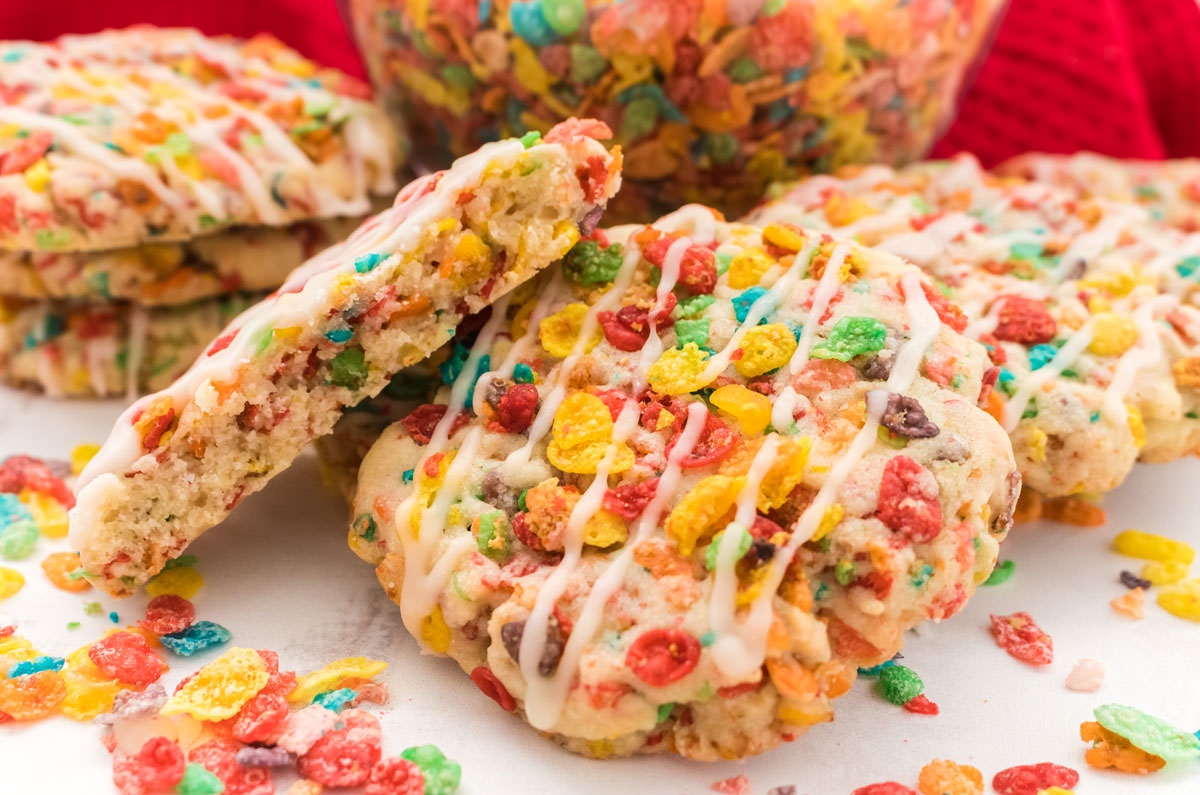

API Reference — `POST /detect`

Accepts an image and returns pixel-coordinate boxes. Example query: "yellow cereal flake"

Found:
[665,475,745,555]
[1028,427,1048,464]
[0,633,37,662]
[451,231,492,285]
[547,392,633,474]
[1079,270,1145,297]
[583,509,628,548]
[1157,578,1200,621]
[735,324,796,377]
[1126,405,1145,449]
[757,436,811,512]
[420,604,452,653]
[1141,560,1188,586]
[23,158,51,192]
[539,303,599,359]
[70,443,101,475]
[777,702,832,726]
[762,223,807,254]
[710,384,773,436]
[0,566,25,599]
[144,566,204,599]
[288,657,388,705]
[647,343,715,395]
[1087,313,1138,357]
[161,648,268,720]
[727,247,774,289]
[19,489,68,538]
[1113,529,1194,565]
[60,644,126,721]
[811,504,845,542]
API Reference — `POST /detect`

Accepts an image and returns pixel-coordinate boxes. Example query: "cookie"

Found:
[999,152,1200,232]
[349,211,1018,760]
[0,293,259,398]
[0,28,401,252]
[69,120,622,596]
[0,215,362,305]
[749,155,1200,497]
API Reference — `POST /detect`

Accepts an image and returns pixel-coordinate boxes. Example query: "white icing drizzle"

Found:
[1002,319,1096,432]
[708,435,778,675]
[714,270,942,678]
[1102,295,1176,422]
[769,243,848,431]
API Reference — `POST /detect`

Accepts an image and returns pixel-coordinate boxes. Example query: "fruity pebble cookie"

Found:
[0,214,362,305]
[69,120,622,596]
[749,155,1200,497]
[0,28,400,252]
[0,293,258,397]
[349,209,1019,760]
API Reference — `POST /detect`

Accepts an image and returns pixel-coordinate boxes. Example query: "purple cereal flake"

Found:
[236,746,295,768]
[1119,570,1152,590]
[766,788,797,795]
[880,393,939,438]
[348,680,390,707]
[578,205,604,237]
[42,459,71,478]
[96,683,168,723]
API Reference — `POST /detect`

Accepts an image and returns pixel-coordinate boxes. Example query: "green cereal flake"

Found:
[674,318,710,348]
[675,294,715,319]
[877,664,923,705]
[1094,704,1200,762]
[84,601,103,616]
[715,251,733,275]
[176,762,224,795]
[812,316,887,362]
[656,702,675,724]
[352,513,377,542]
[330,348,368,390]
[984,560,1015,586]
[401,745,462,795]
[834,559,856,586]
[163,555,198,571]
[704,525,751,571]
[474,511,510,562]
[67,622,80,630]
[563,240,624,285]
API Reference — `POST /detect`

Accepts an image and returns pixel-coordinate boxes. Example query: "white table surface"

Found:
[2,386,1198,794]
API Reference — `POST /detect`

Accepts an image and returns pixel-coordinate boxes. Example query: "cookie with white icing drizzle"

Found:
[749,154,1200,497]
[350,210,1018,760]
[0,214,363,306]
[69,120,621,596]
[0,28,400,252]
[0,292,260,398]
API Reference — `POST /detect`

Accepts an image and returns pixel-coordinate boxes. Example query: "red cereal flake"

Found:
[0,454,75,507]
[188,740,239,782]
[593,388,629,421]
[876,455,942,543]
[992,296,1057,344]
[678,245,718,294]
[626,628,700,686]
[231,691,290,744]
[495,383,539,433]
[87,632,167,686]
[297,723,382,788]
[665,413,738,468]
[603,478,659,520]
[470,666,516,712]
[989,612,1053,666]
[365,757,426,795]
[139,595,196,635]
[978,331,1008,365]
[851,783,918,795]
[112,737,186,795]
[919,281,968,333]
[510,512,543,552]
[902,694,939,715]
[226,765,273,795]
[0,130,53,175]
[207,331,237,356]
[792,358,857,393]
[255,649,297,698]
[991,762,1079,795]
[711,774,750,795]
[400,405,469,445]
[0,625,14,638]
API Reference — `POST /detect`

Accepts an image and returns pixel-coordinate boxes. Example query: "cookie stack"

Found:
[0,28,402,397]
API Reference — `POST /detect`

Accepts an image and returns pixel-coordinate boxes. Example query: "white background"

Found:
[1,387,1197,794]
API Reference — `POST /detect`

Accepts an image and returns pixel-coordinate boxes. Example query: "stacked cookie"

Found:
[0,28,401,396]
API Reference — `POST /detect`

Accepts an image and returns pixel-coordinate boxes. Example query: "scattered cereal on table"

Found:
[1065,659,1104,692]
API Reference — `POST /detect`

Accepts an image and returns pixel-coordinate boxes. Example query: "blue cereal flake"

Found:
[324,327,354,344]
[732,287,769,324]
[1027,343,1058,371]
[0,493,33,527]
[354,252,385,273]
[438,343,470,384]
[857,658,899,677]
[509,0,558,46]
[511,362,534,383]
[108,612,119,624]
[1175,255,1200,279]
[159,620,232,656]
[7,655,65,678]
[312,688,356,712]
[401,469,415,485]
